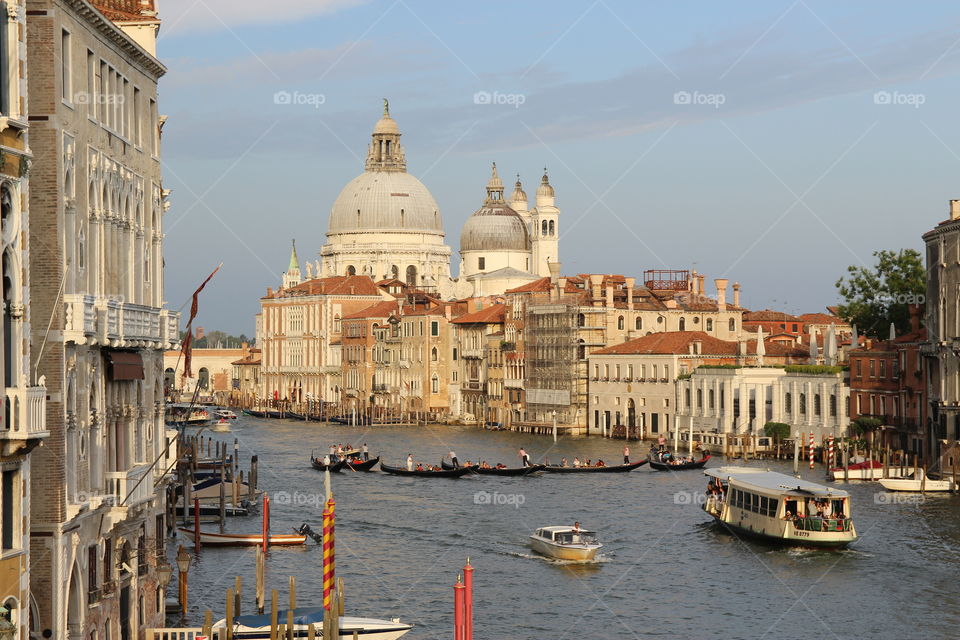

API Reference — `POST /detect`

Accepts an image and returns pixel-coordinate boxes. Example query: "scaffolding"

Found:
[524,302,580,425]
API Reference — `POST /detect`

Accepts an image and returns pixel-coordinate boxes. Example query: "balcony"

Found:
[105,463,154,507]
[462,348,485,359]
[1,384,48,452]
[465,381,484,391]
[505,378,524,389]
[63,294,180,349]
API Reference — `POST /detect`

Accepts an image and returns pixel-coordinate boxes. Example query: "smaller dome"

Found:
[460,204,531,252]
[511,174,527,203]
[487,162,503,191]
[374,115,400,134]
[536,169,555,198]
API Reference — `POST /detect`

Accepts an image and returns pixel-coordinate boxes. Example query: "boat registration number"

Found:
[795,531,810,537]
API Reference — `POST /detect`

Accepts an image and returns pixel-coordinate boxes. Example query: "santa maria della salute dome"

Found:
[313,102,561,298]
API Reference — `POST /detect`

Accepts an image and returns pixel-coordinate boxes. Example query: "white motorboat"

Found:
[214,409,238,420]
[878,469,957,492]
[830,460,915,480]
[702,467,857,547]
[210,418,232,432]
[529,526,602,562]
[214,607,412,639]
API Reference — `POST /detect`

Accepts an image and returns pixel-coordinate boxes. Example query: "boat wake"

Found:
[502,550,613,565]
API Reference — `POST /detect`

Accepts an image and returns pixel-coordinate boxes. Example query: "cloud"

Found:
[159,0,367,35]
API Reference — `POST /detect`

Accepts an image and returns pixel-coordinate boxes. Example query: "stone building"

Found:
[451,303,506,422]
[26,1,178,637]
[230,348,261,408]
[0,0,49,635]
[163,346,253,403]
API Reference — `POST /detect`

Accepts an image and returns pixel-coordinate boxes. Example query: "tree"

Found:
[850,416,882,435]
[763,421,791,441]
[835,249,925,338]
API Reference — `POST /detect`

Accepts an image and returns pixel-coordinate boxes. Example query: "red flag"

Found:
[181,264,221,379]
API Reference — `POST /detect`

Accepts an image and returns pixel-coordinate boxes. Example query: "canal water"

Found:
[179,416,960,640]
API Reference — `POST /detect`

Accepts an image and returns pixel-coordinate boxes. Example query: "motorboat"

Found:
[214,607,413,639]
[529,526,602,562]
[210,418,232,432]
[213,409,238,420]
[178,527,307,547]
[831,460,916,480]
[878,469,957,492]
[702,467,857,547]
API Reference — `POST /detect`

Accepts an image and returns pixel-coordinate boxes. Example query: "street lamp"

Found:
[156,558,173,589]
[176,545,191,618]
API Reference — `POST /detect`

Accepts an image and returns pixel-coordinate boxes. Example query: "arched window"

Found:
[541,220,547,236]
[799,393,807,415]
[431,375,439,394]
[400,208,405,226]
[635,317,642,330]
[617,316,624,330]
[346,265,356,276]
[0,187,12,238]
[78,227,86,270]
[578,338,585,360]
[198,368,210,390]
[706,318,713,331]
[390,265,399,280]
[405,265,417,286]
[729,318,736,332]
[548,220,555,235]
[679,317,686,331]
[2,250,13,385]
[431,347,438,362]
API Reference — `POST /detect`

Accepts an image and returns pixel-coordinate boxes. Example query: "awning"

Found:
[104,350,145,381]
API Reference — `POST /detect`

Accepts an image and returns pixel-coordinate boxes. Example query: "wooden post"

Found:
[235,576,242,617]
[256,546,265,614]
[843,438,849,482]
[225,587,234,640]
[203,610,213,639]
[250,455,259,501]
[183,467,192,526]
[307,624,316,640]
[262,493,270,552]
[286,609,295,640]
[289,575,296,609]
[270,590,279,640]
[194,498,201,550]
[219,452,227,533]
[234,438,240,477]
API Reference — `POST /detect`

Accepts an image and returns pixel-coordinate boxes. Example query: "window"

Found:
[635,317,642,330]
[1,470,13,550]
[541,220,547,236]
[61,30,72,102]
[706,318,713,331]
[785,392,792,413]
[617,316,624,330]
[431,347,438,362]
[133,87,142,146]
[814,394,822,416]
[549,220,555,235]
[452,348,458,361]
[855,359,862,378]
[431,375,439,394]
[577,313,585,327]
[729,318,736,332]
[799,393,807,415]
[696,389,702,408]
[709,389,715,409]
[86,50,95,117]
[431,321,439,337]
[869,360,875,378]
[679,317,686,331]
[830,394,837,417]
[880,360,886,378]
[478,257,485,271]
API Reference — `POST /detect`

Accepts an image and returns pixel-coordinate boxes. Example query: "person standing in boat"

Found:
[623,445,630,464]
[362,443,369,461]
[657,435,666,452]
[406,453,414,472]
[449,450,460,468]
[519,448,531,467]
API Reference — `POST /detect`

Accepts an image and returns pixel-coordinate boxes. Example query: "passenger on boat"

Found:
[329,445,336,456]
[573,457,581,468]
[623,446,630,464]
[416,463,425,471]
[596,460,606,467]
[561,457,569,467]
[480,461,490,469]
[495,463,507,469]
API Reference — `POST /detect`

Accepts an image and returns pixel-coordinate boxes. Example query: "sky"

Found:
[157,0,960,335]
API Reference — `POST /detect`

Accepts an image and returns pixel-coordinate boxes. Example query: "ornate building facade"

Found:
[26,1,178,638]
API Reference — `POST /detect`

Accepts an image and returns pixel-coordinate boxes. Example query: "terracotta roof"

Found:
[231,350,262,366]
[591,331,808,358]
[92,0,159,22]
[265,275,382,299]
[799,313,848,325]
[743,309,802,322]
[343,300,398,320]
[451,304,506,324]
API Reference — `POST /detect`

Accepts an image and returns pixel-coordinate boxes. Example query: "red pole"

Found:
[453,575,465,640]
[193,497,200,551]
[463,559,473,640]
[262,493,270,552]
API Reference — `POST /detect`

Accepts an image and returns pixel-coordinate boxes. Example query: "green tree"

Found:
[763,421,791,441]
[835,249,925,338]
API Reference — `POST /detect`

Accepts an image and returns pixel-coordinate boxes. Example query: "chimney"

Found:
[605,282,614,309]
[444,305,452,320]
[548,262,561,285]
[732,282,741,308]
[951,200,960,220]
[690,270,698,293]
[715,278,728,311]
[267,287,273,297]
[909,304,921,333]
[625,277,635,307]
[697,275,706,297]
[555,277,567,302]
[589,275,603,308]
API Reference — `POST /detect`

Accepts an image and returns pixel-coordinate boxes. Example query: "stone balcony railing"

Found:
[504,378,524,389]
[64,294,180,349]
[105,463,154,507]
[2,384,48,440]
[461,348,485,359]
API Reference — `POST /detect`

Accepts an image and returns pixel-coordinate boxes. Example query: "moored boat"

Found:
[380,461,473,478]
[310,457,346,472]
[165,404,211,427]
[831,460,916,481]
[214,607,413,639]
[542,460,647,473]
[648,453,711,471]
[878,469,957,492]
[702,467,857,547]
[178,527,307,546]
[529,526,602,562]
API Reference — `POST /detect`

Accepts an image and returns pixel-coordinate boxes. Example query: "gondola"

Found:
[647,454,711,471]
[310,457,346,472]
[344,456,381,472]
[379,461,473,478]
[242,409,285,419]
[542,460,648,473]
[440,461,544,476]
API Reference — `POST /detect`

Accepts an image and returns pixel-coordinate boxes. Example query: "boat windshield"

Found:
[554,531,597,545]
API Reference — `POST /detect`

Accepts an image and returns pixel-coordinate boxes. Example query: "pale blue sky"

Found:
[157,0,960,335]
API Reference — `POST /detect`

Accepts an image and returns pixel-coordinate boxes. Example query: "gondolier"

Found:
[406,454,414,472]
[519,448,531,467]
[623,446,630,464]
[362,443,369,461]
[449,450,459,468]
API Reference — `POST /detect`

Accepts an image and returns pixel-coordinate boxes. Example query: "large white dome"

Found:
[327,171,444,236]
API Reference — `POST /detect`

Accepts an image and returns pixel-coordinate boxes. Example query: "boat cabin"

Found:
[534,527,597,546]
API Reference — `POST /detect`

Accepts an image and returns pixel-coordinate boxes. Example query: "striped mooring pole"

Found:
[808,432,814,469]
[828,435,835,469]
[323,496,336,610]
